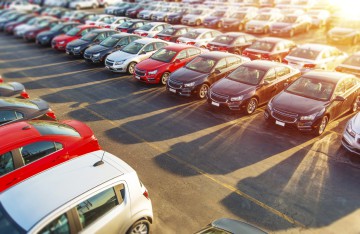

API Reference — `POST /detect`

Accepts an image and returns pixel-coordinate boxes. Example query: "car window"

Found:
[175,50,187,60]
[330,48,341,57]
[226,56,241,67]
[81,29,90,36]
[117,37,129,46]
[211,31,220,37]
[155,42,167,49]
[95,33,106,42]
[214,59,227,71]
[334,81,346,96]
[245,35,254,42]
[0,110,23,125]
[201,32,212,39]
[275,66,290,77]
[275,42,285,52]
[0,152,15,177]
[76,187,118,229]
[187,48,201,57]
[130,36,139,42]
[38,213,70,234]
[143,43,154,52]
[264,68,276,82]
[322,50,331,59]
[21,141,63,165]
[63,25,72,33]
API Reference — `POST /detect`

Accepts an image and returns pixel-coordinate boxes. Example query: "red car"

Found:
[23,17,61,42]
[0,120,101,192]
[242,37,296,62]
[51,24,99,51]
[134,44,203,85]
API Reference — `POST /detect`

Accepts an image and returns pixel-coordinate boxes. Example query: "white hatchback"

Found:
[0,150,153,234]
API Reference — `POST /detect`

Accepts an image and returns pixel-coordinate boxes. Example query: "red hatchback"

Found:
[51,24,99,51]
[134,44,203,85]
[0,120,101,192]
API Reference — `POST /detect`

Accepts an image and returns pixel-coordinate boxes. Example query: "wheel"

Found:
[274,56,282,63]
[161,72,170,85]
[305,24,311,32]
[314,115,328,136]
[352,36,358,45]
[127,62,136,74]
[198,83,209,99]
[245,98,258,115]
[238,23,244,31]
[76,5,81,10]
[263,26,269,34]
[126,219,150,234]
[92,4,97,9]
[195,19,201,26]
[216,21,222,28]
[350,97,359,113]
[289,29,294,37]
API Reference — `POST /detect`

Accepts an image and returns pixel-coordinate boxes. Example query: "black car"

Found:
[0,82,29,99]
[105,2,135,16]
[155,25,191,42]
[0,98,56,126]
[36,22,80,46]
[0,11,26,31]
[221,10,257,31]
[65,29,118,56]
[166,8,189,24]
[167,52,250,99]
[207,32,257,55]
[116,19,147,33]
[83,33,141,64]
[207,60,301,114]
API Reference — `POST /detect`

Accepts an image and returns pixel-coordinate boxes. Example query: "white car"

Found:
[245,12,284,34]
[342,112,360,156]
[14,16,54,38]
[98,0,120,7]
[0,150,153,234]
[69,0,99,10]
[109,17,129,30]
[285,43,348,73]
[133,22,170,38]
[176,28,221,48]
[8,0,40,12]
[85,14,113,26]
[105,38,169,74]
[181,8,214,26]
[306,9,330,28]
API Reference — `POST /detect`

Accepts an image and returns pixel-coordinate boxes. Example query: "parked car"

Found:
[306,9,330,28]
[336,51,360,77]
[135,44,203,85]
[0,11,26,31]
[116,19,147,33]
[13,15,44,38]
[43,7,68,18]
[51,24,99,51]
[151,6,179,22]
[181,8,214,26]
[66,11,97,24]
[166,7,189,24]
[176,28,221,48]
[106,16,128,30]
[242,37,296,62]
[167,52,250,99]
[65,28,117,56]
[154,25,191,43]
[4,13,35,34]
[195,218,267,234]
[36,22,80,46]
[105,2,135,16]
[284,43,348,73]
[269,14,312,37]
[125,4,146,18]
[84,33,141,64]
[221,9,258,31]
[264,71,360,135]
[207,32,257,55]
[137,5,159,20]
[342,112,360,156]
[0,150,153,233]
[326,19,360,45]
[207,60,301,114]
[134,22,170,38]
[245,12,284,34]
[69,0,99,10]
[85,14,114,26]
[203,9,229,29]
[8,0,40,11]
[0,82,29,99]
[105,38,169,74]
[23,17,60,42]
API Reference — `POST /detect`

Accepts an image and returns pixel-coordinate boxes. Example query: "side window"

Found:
[0,110,23,124]
[275,66,290,77]
[235,37,245,45]
[155,42,167,49]
[63,25,71,33]
[344,78,356,91]
[175,50,187,60]
[21,141,63,165]
[264,68,276,82]
[143,43,154,52]
[201,32,212,39]
[214,59,227,71]
[81,29,89,36]
[330,48,341,57]
[245,35,254,42]
[76,187,118,229]
[130,36,139,42]
[117,37,129,46]
[211,31,220,37]
[0,152,15,177]
[187,48,201,57]
[38,214,70,234]
[226,57,241,67]
[334,81,346,96]
[275,43,285,52]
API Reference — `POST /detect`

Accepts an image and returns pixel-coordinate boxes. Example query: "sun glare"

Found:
[330,0,360,19]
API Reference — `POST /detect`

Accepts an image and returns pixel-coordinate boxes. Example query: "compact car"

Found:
[207,32,257,55]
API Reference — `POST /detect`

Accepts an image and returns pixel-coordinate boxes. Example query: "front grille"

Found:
[168,79,182,89]
[272,108,298,123]
[84,53,91,59]
[135,68,146,76]
[105,59,114,67]
[210,91,228,103]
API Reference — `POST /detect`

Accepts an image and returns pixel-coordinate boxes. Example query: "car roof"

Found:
[0,150,134,231]
[257,37,292,43]
[211,218,267,234]
[303,70,356,83]
[243,60,287,70]
[147,22,168,26]
[200,51,237,60]
[298,43,335,51]
[92,28,117,33]
[223,32,254,37]
[0,98,39,110]
[0,121,40,148]
[128,19,147,22]
[132,37,165,44]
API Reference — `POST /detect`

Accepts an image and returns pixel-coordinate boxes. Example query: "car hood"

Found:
[85,44,110,54]
[107,51,136,61]
[329,27,354,35]
[8,82,25,92]
[53,34,76,42]
[211,78,255,96]
[170,68,208,83]
[247,20,268,27]
[271,22,292,29]
[272,91,326,115]
[68,39,89,47]
[351,113,360,133]
[136,58,167,70]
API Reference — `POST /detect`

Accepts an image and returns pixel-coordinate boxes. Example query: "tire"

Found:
[238,23,244,31]
[161,72,170,85]
[76,5,81,10]
[289,29,294,37]
[127,62,136,74]
[350,97,359,113]
[305,24,311,32]
[126,219,150,234]
[314,115,328,136]
[195,19,201,26]
[245,98,258,115]
[352,36,358,45]
[198,83,209,99]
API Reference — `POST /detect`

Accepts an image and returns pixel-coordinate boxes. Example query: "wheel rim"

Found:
[130,223,148,234]
[352,101,358,112]
[238,24,243,31]
[129,63,135,74]
[318,116,328,135]
[199,84,209,99]
[161,72,169,85]
[247,99,257,114]
[290,30,294,37]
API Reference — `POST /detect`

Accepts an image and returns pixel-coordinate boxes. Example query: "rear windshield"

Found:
[30,121,81,137]
[0,205,25,234]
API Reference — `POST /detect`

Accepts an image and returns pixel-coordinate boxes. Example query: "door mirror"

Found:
[334,95,345,102]
[263,80,271,85]
[214,69,221,75]
[140,50,147,55]
[174,59,181,63]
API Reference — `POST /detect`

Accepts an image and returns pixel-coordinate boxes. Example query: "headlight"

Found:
[59,41,65,45]
[114,60,125,65]
[93,53,100,57]
[184,82,195,87]
[42,36,48,40]
[74,46,81,50]
[346,121,356,138]
[300,113,317,121]
[148,70,157,75]
[230,95,243,102]
[28,32,34,36]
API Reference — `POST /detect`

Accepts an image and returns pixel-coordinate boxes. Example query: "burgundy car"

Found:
[23,17,60,42]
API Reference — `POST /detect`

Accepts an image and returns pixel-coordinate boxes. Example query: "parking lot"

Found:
[1,9,360,233]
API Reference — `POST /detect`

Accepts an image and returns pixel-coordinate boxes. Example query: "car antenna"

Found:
[93,151,105,167]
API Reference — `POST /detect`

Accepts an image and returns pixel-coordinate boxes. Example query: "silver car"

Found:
[0,150,153,234]
[133,22,170,38]
[342,112,360,156]
[176,28,221,48]
[181,8,214,26]
[245,12,284,34]
[105,38,169,74]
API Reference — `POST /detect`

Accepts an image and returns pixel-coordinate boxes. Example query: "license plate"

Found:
[211,101,220,107]
[169,88,176,93]
[275,120,285,127]
[135,76,140,80]
[106,66,109,69]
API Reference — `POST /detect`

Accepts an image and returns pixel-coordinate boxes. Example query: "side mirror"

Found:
[174,59,180,63]
[263,80,270,85]
[214,69,221,75]
[334,96,345,102]
[140,51,147,55]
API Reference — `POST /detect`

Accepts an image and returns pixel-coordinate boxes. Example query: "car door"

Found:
[138,42,156,60]
[170,49,188,71]
[257,68,278,104]
[329,80,347,119]
[340,77,359,114]
[209,58,228,84]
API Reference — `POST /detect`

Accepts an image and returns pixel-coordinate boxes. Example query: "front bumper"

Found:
[245,27,266,34]
[134,69,161,84]
[342,130,360,155]
[105,59,127,73]
[167,80,197,97]
[84,53,102,63]
[207,92,243,111]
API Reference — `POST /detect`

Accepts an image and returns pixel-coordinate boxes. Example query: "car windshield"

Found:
[100,36,120,47]
[62,11,72,17]
[342,55,360,66]
[0,205,24,234]
[30,121,81,137]
[27,18,37,25]
[122,42,144,54]
[249,41,275,52]
[281,16,297,23]
[103,17,115,24]
[119,21,133,28]
[189,9,203,15]
[286,77,335,101]
[138,24,153,31]
[231,12,246,19]
[160,28,175,35]
[288,48,320,60]
[81,32,98,41]
[185,57,216,73]
[16,15,28,22]
[183,31,201,39]
[227,66,266,85]
[254,14,271,21]
[66,27,80,36]
[37,20,50,28]
[211,11,226,17]
[50,24,63,32]
[151,48,177,63]
[212,35,235,44]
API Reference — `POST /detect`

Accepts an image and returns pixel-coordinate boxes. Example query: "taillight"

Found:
[20,90,29,99]
[335,66,341,72]
[0,76,3,83]
[104,25,110,28]
[176,39,180,43]
[187,41,195,45]
[143,190,150,200]
[121,29,127,32]
[46,110,57,120]
[219,46,228,51]
[153,35,158,38]
[163,36,171,41]
[261,53,270,60]
[140,33,148,37]
[242,50,248,56]
[89,22,95,25]
[303,64,316,68]
[282,58,288,64]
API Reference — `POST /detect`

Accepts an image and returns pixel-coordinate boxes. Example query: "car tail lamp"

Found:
[121,29,127,32]
[140,32,148,37]
[20,90,29,99]
[89,22,95,25]
[219,46,228,51]
[104,25,110,28]
[187,41,195,45]
[282,58,288,64]
[153,35,159,38]
[242,50,249,56]
[46,110,57,120]
[0,76,3,83]
[261,53,270,60]
[303,64,316,68]
[162,36,171,41]
[143,189,150,200]
[176,39,180,43]
[335,66,342,72]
